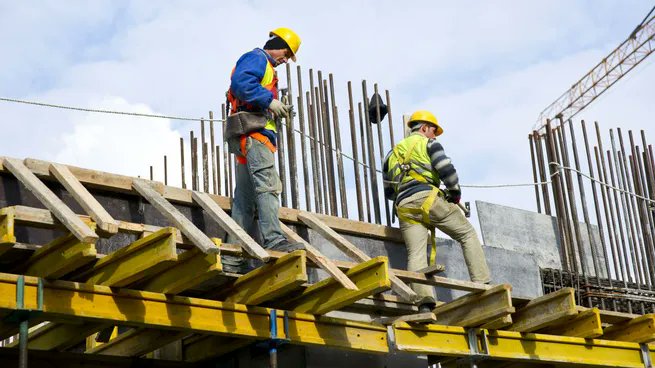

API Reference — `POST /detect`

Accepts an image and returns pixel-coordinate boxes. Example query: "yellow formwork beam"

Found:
[0,273,388,353]
[86,327,187,356]
[139,239,222,294]
[603,314,655,343]
[0,207,17,255]
[433,284,514,327]
[543,307,603,339]
[281,256,391,315]
[508,288,577,332]
[23,226,97,279]
[83,227,178,287]
[393,323,655,368]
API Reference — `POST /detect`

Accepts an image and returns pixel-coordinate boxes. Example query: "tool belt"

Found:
[396,187,443,266]
[235,132,277,165]
[225,111,269,155]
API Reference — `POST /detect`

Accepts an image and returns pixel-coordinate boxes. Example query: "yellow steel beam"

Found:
[22,226,97,279]
[86,327,187,356]
[0,273,388,353]
[82,227,178,287]
[393,323,655,368]
[508,288,577,332]
[542,308,603,339]
[0,207,17,256]
[281,256,391,315]
[433,284,514,327]
[603,314,655,343]
[138,239,222,294]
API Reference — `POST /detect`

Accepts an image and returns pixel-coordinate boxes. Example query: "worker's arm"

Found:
[230,50,274,110]
[427,139,461,203]
[382,151,395,201]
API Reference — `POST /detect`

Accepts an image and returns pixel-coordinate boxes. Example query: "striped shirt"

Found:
[383,136,461,204]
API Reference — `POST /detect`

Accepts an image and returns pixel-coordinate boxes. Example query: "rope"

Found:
[0,97,225,122]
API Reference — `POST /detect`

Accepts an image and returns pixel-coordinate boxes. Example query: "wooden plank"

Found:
[481,314,513,330]
[132,179,218,254]
[417,264,446,276]
[191,191,269,261]
[280,223,358,291]
[23,230,97,279]
[543,308,603,338]
[86,328,187,357]
[297,211,418,302]
[2,158,98,243]
[433,284,514,327]
[83,227,178,287]
[12,321,112,351]
[603,314,655,343]
[139,240,222,294]
[49,163,119,234]
[508,288,577,333]
[281,256,391,315]
[376,312,436,325]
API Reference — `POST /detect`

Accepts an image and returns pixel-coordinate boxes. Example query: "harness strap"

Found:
[396,187,442,266]
[236,132,277,164]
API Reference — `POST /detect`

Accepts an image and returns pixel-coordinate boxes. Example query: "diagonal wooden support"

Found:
[280,223,358,291]
[49,163,119,234]
[191,191,269,261]
[83,226,179,287]
[281,256,391,315]
[138,239,222,295]
[298,211,418,302]
[376,312,436,325]
[433,284,514,327]
[21,226,98,279]
[542,307,603,338]
[2,158,98,243]
[132,179,218,254]
[508,288,577,332]
[602,314,655,343]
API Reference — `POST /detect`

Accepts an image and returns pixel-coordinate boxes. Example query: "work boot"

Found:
[221,255,249,274]
[416,296,436,314]
[271,240,305,253]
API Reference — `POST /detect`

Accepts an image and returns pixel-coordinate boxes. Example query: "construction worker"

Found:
[383,110,491,312]
[223,28,303,273]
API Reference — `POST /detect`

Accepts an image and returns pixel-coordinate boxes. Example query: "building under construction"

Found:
[1,7,655,368]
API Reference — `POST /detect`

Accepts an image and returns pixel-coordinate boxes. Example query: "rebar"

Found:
[348,81,364,221]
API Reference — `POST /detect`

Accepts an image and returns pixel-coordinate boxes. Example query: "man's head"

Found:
[264,27,301,66]
[407,110,443,139]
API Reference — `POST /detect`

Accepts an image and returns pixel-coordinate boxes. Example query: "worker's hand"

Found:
[269,99,292,119]
[446,191,461,204]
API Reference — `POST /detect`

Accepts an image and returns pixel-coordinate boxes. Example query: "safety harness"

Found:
[236,132,277,165]
[389,139,443,266]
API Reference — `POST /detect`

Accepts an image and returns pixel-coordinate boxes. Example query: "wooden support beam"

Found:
[83,227,178,287]
[86,328,188,357]
[49,163,119,234]
[280,223,358,291]
[22,229,97,279]
[481,315,513,330]
[433,284,514,327]
[221,250,308,305]
[508,288,577,332]
[2,158,98,243]
[417,264,446,276]
[12,321,111,351]
[183,335,252,362]
[191,191,269,261]
[132,179,218,254]
[281,256,391,315]
[542,308,603,338]
[375,312,436,325]
[139,240,222,294]
[297,211,418,302]
[603,314,655,343]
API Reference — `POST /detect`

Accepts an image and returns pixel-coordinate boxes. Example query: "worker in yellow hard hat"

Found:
[223,28,302,273]
[383,110,491,311]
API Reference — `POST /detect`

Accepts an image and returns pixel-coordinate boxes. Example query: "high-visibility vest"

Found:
[227,51,278,133]
[386,133,441,195]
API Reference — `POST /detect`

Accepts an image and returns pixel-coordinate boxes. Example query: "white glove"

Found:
[269,99,292,119]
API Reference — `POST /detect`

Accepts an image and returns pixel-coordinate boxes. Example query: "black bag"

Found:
[224,112,268,155]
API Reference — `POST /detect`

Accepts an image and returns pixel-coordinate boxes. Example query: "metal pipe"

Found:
[296,65,311,211]
[180,137,186,189]
[348,81,364,221]
[534,131,552,215]
[529,133,542,213]
[18,319,28,368]
[359,102,372,223]
[374,83,391,226]
[362,80,381,224]
[329,73,348,218]
[385,89,395,147]
[209,111,217,194]
[285,64,299,210]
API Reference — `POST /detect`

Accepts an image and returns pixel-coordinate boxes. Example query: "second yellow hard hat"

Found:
[407,110,443,136]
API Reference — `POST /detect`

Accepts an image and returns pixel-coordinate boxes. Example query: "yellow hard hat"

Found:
[408,110,443,136]
[269,27,301,62]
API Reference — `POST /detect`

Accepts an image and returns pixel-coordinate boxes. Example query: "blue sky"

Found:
[1,1,653,232]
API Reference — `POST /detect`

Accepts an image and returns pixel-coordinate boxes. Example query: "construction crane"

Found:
[536,5,655,129]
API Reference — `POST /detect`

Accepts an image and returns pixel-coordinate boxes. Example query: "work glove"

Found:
[269,99,292,119]
[446,190,461,204]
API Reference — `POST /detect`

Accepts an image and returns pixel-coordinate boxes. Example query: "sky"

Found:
[1,1,654,236]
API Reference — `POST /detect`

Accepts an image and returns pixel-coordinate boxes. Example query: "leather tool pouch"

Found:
[224,112,268,155]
